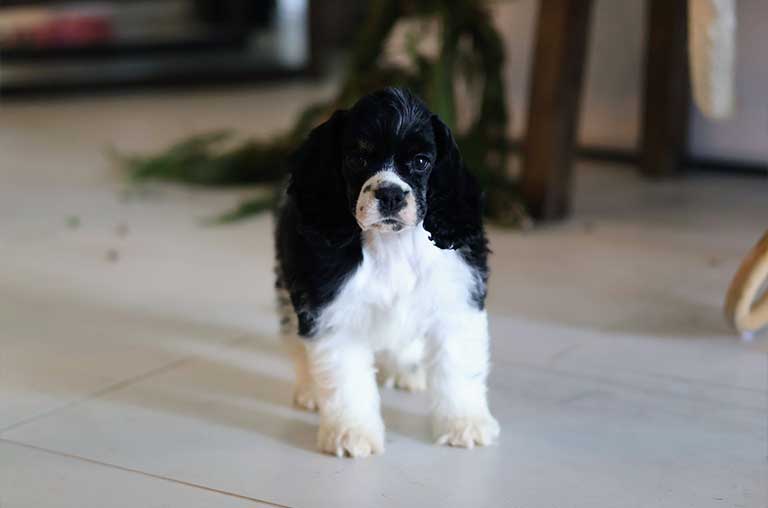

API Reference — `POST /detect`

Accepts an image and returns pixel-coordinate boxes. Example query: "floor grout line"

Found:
[489,338,768,395]
[0,334,253,436]
[493,360,768,414]
[0,357,190,435]
[0,438,294,508]
[488,336,767,395]
[595,363,768,394]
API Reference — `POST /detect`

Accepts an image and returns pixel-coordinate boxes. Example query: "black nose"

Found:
[375,185,408,216]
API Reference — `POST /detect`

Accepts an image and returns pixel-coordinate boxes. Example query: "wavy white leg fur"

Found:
[427,309,499,448]
[308,338,385,458]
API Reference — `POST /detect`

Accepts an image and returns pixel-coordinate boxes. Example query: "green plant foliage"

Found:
[208,193,277,224]
[122,0,528,227]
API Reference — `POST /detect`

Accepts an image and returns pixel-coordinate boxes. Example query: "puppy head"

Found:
[289,88,482,248]
[341,88,435,233]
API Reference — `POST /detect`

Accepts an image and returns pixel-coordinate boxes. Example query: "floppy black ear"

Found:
[424,115,485,250]
[287,110,358,246]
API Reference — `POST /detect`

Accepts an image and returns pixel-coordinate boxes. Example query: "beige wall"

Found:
[492,0,767,164]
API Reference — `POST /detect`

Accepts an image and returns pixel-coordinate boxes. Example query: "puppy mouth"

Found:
[361,217,409,232]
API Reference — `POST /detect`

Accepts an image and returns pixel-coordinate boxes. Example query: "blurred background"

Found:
[2,0,766,166]
[1,2,766,508]
[1,0,311,91]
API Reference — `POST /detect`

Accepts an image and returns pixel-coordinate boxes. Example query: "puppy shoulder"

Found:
[275,196,363,338]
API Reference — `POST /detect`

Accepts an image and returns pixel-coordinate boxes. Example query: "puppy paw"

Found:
[292,383,318,412]
[377,364,427,392]
[318,420,385,458]
[433,414,500,448]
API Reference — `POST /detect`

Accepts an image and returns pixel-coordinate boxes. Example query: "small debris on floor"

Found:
[583,221,597,234]
[105,249,120,263]
[66,216,80,229]
[115,224,130,237]
[708,256,722,268]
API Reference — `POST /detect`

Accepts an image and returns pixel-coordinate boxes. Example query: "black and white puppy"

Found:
[275,88,499,458]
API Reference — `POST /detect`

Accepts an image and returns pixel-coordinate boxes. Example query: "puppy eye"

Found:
[413,155,430,171]
[346,154,368,169]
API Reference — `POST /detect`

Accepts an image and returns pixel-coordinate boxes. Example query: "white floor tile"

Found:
[3,321,764,508]
[0,441,276,508]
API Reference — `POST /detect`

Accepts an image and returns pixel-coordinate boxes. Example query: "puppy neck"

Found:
[361,222,433,259]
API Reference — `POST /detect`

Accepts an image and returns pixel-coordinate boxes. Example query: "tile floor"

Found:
[0,83,766,508]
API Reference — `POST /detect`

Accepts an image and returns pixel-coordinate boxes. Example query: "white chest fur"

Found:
[315,224,476,350]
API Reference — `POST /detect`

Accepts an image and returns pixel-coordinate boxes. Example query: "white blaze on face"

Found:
[355,171,418,232]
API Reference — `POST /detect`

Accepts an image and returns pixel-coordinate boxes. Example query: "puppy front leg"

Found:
[428,310,499,448]
[307,338,385,458]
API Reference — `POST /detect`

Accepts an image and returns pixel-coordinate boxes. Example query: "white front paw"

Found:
[433,414,500,448]
[318,419,385,458]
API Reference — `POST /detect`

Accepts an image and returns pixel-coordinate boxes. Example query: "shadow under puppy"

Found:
[275,88,499,457]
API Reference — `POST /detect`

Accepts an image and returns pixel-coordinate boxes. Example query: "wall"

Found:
[491,0,767,164]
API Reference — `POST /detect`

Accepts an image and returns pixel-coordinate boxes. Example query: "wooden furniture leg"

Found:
[641,0,690,177]
[521,0,594,221]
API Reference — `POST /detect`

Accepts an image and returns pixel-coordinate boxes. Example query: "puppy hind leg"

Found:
[376,338,427,392]
[286,335,318,411]
[277,286,318,411]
